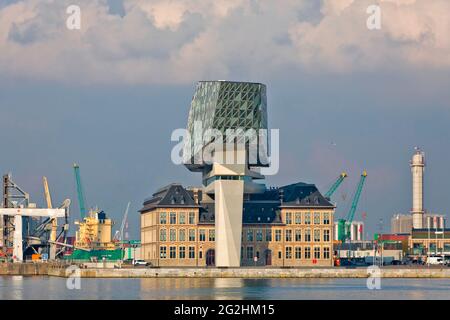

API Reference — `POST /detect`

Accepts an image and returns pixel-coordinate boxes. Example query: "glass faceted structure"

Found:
[184,81,268,170]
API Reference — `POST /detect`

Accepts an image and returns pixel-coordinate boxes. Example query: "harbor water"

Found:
[0,276,449,299]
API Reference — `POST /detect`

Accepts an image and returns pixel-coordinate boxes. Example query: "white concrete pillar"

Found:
[215,180,244,267]
[13,215,23,262]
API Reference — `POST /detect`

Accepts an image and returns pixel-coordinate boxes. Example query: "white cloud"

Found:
[0,0,448,84]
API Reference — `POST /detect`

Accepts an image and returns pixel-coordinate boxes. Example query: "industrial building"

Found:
[387,148,449,261]
[409,229,450,256]
[334,221,364,241]
[140,81,335,267]
[391,213,446,234]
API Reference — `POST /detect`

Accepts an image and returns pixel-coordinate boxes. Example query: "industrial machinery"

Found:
[73,163,87,219]
[114,201,130,242]
[325,172,347,199]
[0,173,70,262]
[337,171,367,242]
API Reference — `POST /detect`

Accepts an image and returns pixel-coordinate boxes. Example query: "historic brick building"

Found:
[140,182,335,267]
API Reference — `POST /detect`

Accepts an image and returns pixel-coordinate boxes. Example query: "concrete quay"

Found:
[2,263,450,278]
[47,266,450,278]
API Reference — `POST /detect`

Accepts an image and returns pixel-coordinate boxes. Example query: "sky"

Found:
[0,0,449,238]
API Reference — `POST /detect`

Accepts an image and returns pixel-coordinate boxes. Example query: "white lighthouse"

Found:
[410,147,425,229]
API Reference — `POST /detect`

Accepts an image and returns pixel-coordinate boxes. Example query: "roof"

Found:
[139,183,200,212]
[140,182,334,222]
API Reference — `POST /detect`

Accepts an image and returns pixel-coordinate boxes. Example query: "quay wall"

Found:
[2,263,450,278]
[47,266,450,278]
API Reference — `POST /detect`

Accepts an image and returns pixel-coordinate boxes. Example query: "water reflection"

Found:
[1,276,449,300]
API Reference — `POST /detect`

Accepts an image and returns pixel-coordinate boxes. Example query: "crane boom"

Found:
[337,170,367,242]
[42,177,53,209]
[345,170,367,223]
[117,201,130,241]
[324,172,347,198]
[73,163,87,219]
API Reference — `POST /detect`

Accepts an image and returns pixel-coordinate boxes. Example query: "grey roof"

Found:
[139,183,200,212]
[140,182,334,223]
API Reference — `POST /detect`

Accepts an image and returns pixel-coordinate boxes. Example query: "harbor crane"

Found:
[114,201,130,242]
[324,172,347,199]
[337,170,367,242]
[73,163,87,219]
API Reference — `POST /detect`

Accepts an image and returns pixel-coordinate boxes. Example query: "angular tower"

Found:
[410,147,425,229]
[184,81,268,267]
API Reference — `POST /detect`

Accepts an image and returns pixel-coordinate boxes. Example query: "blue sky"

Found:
[0,0,449,238]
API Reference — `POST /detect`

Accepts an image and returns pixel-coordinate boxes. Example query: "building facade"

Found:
[409,229,450,256]
[140,183,335,267]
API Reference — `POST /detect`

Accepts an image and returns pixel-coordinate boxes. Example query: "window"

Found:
[169,229,176,241]
[305,229,311,242]
[209,229,215,241]
[265,229,272,242]
[285,246,292,259]
[246,229,254,242]
[179,213,186,224]
[199,251,203,259]
[314,212,320,225]
[304,213,311,225]
[160,246,167,259]
[323,229,330,242]
[189,246,195,259]
[159,212,167,224]
[246,246,254,259]
[170,246,176,259]
[170,212,176,224]
[189,212,195,224]
[179,229,186,241]
[179,246,186,259]
[256,229,263,242]
[304,247,311,259]
[314,247,320,259]
[199,229,206,241]
[295,213,301,224]
[295,229,302,242]
[314,229,320,242]
[324,247,330,259]
[159,229,166,241]
[285,229,292,242]
[275,229,282,242]
[285,212,292,224]
[295,246,302,259]
[323,213,330,225]
[189,229,195,241]
[278,251,282,259]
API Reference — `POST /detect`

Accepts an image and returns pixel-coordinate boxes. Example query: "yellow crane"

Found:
[43,177,58,257]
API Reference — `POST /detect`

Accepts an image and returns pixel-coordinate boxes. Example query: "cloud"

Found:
[0,0,448,84]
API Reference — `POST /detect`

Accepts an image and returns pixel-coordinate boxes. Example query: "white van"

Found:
[427,256,444,265]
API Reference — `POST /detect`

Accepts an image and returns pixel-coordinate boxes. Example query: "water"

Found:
[0,276,449,299]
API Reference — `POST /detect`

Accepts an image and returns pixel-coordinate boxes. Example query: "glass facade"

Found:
[184,81,268,169]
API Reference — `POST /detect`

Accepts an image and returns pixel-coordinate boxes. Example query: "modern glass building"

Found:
[183,81,268,170]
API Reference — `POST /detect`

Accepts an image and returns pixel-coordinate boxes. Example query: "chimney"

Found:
[193,188,199,205]
[279,189,284,204]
